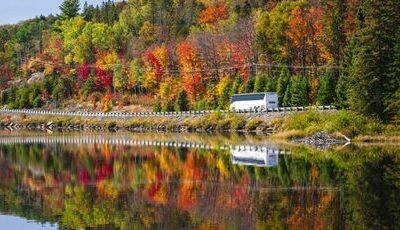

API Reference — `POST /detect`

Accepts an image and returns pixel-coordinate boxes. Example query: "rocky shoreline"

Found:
[293,131,349,149]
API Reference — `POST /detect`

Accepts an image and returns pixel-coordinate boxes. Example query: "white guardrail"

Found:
[0,106,336,118]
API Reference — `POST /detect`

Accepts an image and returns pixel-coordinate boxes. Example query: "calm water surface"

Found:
[0,131,399,229]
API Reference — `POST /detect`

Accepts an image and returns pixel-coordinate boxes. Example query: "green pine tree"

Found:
[317,68,336,105]
[335,74,349,108]
[385,29,400,122]
[348,0,400,120]
[277,67,290,106]
[290,75,309,106]
[282,82,291,107]
[321,0,346,67]
[265,76,277,92]
[245,77,255,93]
[254,74,267,92]
[153,98,162,112]
[163,100,174,112]
[231,76,242,95]
[174,90,189,111]
[219,82,232,109]
[335,39,357,109]
[59,0,80,20]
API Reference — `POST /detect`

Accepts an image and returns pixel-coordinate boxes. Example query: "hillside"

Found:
[0,0,399,122]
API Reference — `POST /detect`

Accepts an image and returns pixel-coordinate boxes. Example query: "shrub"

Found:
[245,119,264,131]
[174,90,189,111]
[229,115,247,130]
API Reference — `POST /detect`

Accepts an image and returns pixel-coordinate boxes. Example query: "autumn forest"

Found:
[0,0,399,122]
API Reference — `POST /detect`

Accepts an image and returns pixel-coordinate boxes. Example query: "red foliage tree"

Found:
[96,68,113,89]
[231,44,249,80]
[183,74,205,102]
[77,64,92,80]
[146,52,164,81]
[0,65,14,81]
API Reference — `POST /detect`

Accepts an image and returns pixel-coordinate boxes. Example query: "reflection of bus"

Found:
[230,92,279,111]
[231,146,281,167]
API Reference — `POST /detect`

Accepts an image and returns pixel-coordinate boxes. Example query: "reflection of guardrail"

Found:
[0,134,290,154]
[0,106,336,118]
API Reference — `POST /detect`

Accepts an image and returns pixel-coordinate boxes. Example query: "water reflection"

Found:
[0,132,289,168]
[0,215,57,230]
[0,132,398,229]
[231,146,284,167]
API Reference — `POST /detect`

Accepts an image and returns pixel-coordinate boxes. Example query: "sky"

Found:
[0,0,110,25]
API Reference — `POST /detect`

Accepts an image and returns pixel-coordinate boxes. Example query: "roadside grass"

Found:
[272,110,394,139]
[2,111,269,133]
[182,112,250,131]
[3,110,398,142]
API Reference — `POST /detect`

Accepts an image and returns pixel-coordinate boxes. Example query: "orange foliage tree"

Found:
[143,45,170,94]
[198,3,229,26]
[176,41,206,104]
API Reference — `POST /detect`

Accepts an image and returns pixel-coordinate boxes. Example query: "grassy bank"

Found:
[272,110,399,141]
[0,112,272,133]
[1,111,399,142]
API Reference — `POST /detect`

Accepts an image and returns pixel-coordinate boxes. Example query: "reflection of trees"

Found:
[0,143,399,228]
[344,150,400,228]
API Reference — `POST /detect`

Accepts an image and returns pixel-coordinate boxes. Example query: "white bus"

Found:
[230,92,279,111]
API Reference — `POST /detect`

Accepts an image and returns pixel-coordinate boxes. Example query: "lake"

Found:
[0,131,399,229]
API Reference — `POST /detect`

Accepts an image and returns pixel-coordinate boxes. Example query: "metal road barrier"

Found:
[0,105,336,118]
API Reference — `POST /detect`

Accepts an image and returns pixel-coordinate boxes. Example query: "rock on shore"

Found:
[293,131,348,149]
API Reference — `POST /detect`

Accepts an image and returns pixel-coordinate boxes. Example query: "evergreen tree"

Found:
[282,83,291,107]
[219,82,232,109]
[163,100,174,112]
[174,89,189,111]
[335,39,357,109]
[81,77,96,98]
[28,84,41,106]
[335,73,349,108]
[245,77,255,93]
[348,0,400,120]
[16,88,31,108]
[290,75,309,106]
[231,76,242,95]
[82,2,96,21]
[317,68,336,105]
[277,67,290,106]
[253,74,267,92]
[6,86,17,105]
[59,0,80,20]
[32,96,43,108]
[153,98,162,112]
[385,29,400,122]
[321,0,346,67]
[265,76,277,92]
